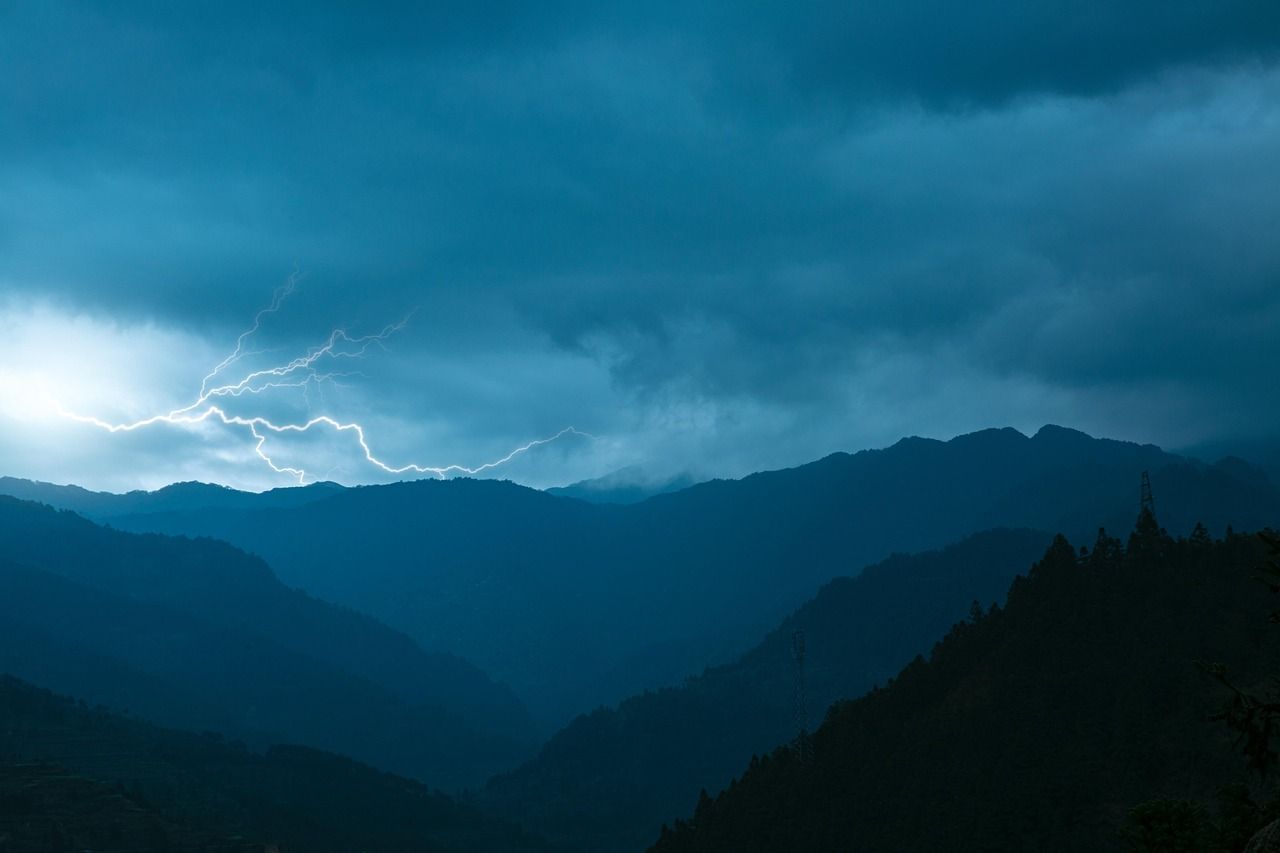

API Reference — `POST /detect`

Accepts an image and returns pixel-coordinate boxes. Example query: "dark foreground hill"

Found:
[651,519,1278,853]
[480,528,1053,853]
[0,676,557,853]
[0,763,265,852]
[103,426,1280,725]
[0,496,536,790]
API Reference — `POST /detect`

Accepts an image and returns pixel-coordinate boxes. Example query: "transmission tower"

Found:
[792,629,812,763]
[1140,470,1155,517]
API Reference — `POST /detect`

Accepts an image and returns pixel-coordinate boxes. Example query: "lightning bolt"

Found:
[199,269,299,398]
[57,283,594,485]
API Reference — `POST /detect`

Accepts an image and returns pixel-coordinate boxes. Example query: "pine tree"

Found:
[1203,531,1280,778]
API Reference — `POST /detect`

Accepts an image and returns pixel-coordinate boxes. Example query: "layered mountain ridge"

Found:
[651,523,1279,852]
[77,425,1280,724]
[479,528,1056,852]
[0,496,537,790]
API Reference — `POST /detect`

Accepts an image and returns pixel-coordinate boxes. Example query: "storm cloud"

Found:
[1,2,1277,490]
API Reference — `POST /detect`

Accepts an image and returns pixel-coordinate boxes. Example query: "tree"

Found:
[1203,531,1280,778]
[1121,799,1210,853]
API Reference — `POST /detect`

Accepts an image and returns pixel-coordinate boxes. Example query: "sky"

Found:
[1,2,1278,492]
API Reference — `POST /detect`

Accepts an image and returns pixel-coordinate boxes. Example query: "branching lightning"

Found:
[199,271,299,398]
[57,283,593,485]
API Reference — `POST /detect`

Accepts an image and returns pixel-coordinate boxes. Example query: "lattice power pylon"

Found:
[1140,470,1156,517]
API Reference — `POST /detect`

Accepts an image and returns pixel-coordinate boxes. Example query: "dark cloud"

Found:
[0,2,1277,489]
[757,1,1280,105]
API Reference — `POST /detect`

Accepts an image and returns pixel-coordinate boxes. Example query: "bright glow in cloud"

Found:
[45,285,594,487]
[2,37,1277,491]
[0,371,58,422]
[0,299,212,421]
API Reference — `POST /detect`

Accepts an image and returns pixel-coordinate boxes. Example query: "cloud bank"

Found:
[1,2,1277,490]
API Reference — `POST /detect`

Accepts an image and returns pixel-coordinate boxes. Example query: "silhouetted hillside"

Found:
[651,521,1277,853]
[546,468,698,504]
[0,497,536,789]
[0,476,343,518]
[1181,437,1280,492]
[0,762,265,852]
[107,426,1280,724]
[478,528,1052,852]
[0,675,558,853]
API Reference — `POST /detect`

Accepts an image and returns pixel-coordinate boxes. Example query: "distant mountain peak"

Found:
[151,480,237,496]
[0,476,346,520]
[947,426,1030,449]
[547,467,699,504]
[886,427,1028,454]
[1032,423,1113,446]
[1033,423,1089,439]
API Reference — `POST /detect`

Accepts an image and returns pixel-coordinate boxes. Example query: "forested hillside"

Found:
[481,528,1052,852]
[0,496,536,789]
[0,676,558,853]
[105,426,1280,724]
[651,518,1279,852]
[0,762,271,852]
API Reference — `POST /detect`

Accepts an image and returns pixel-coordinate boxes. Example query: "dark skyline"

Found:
[1,2,1278,491]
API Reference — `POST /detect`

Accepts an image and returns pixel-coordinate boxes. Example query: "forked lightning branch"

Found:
[57,279,591,484]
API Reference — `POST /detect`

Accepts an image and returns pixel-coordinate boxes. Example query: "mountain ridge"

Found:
[0,475,345,519]
[0,673,560,852]
[478,528,1056,853]
[650,522,1278,852]
[0,496,537,789]
[547,467,700,505]
[89,425,1280,725]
